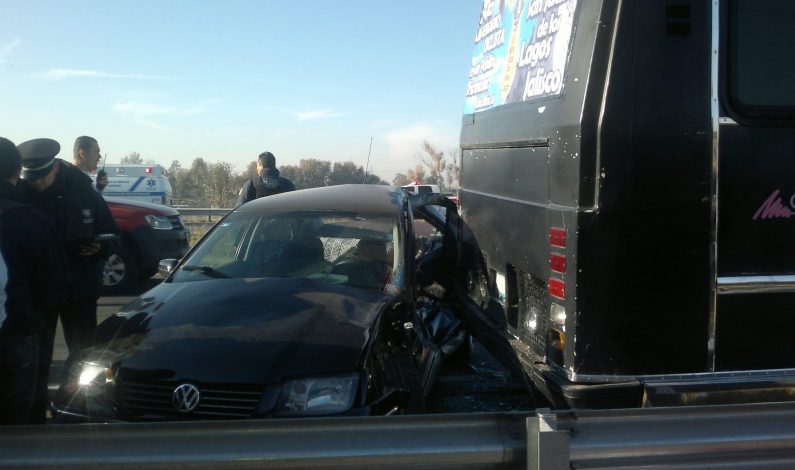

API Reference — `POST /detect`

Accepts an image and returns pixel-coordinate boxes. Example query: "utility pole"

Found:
[362,137,373,184]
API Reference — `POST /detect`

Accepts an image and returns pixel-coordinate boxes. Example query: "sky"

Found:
[0,0,484,182]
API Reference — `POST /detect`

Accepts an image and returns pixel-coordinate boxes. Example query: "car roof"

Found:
[235,184,406,214]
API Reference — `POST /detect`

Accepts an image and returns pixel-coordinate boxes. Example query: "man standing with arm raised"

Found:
[73,135,107,193]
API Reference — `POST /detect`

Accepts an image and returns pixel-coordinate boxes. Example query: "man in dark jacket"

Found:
[235,151,295,207]
[0,137,68,424]
[18,138,119,423]
[72,135,108,193]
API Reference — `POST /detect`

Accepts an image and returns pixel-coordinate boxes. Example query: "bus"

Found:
[460,0,795,408]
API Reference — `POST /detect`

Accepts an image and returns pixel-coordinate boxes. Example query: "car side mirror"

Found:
[158,258,179,276]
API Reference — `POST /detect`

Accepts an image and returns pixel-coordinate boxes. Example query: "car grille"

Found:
[120,380,263,420]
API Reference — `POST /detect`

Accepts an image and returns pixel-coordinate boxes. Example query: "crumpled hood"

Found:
[91,278,393,384]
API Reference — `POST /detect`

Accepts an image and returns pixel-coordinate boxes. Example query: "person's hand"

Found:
[96,170,109,191]
[78,241,101,256]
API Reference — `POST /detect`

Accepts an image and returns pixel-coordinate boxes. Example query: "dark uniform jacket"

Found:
[22,160,119,300]
[0,181,69,336]
[235,168,295,207]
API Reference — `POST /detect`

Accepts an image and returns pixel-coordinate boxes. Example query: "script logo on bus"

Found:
[752,189,794,221]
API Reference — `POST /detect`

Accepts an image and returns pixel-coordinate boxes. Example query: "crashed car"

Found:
[53,184,473,422]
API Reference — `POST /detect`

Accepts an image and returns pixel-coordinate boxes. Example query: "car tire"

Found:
[102,244,139,295]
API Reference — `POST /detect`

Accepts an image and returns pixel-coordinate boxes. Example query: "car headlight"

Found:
[144,214,174,230]
[78,362,112,384]
[57,361,115,416]
[275,375,358,416]
[76,362,113,393]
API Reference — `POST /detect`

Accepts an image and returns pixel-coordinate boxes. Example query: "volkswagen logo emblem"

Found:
[172,384,201,413]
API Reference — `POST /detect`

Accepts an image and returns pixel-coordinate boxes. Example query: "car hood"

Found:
[104,196,179,215]
[90,278,394,384]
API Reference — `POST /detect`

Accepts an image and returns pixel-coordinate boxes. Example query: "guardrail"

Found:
[0,412,528,469]
[5,402,795,469]
[175,207,232,223]
[175,209,232,243]
[533,401,795,469]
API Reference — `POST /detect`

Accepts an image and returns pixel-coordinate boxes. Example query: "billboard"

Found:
[465,0,578,114]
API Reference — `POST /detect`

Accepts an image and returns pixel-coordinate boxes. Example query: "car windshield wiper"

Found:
[180,265,230,278]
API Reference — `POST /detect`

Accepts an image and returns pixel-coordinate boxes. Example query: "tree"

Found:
[328,161,386,186]
[245,160,257,179]
[392,173,412,186]
[406,164,426,184]
[327,161,361,186]
[186,158,210,206]
[444,149,461,190]
[167,160,189,205]
[290,158,331,189]
[279,164,299,186]
[171,169,194,206]
[121,152,143,164]
[168,160,183,174]
[167,160,179,192]
[204,162,236,208]
[416,140,447,189]
[230,164,252,202]
[396,141,461,191]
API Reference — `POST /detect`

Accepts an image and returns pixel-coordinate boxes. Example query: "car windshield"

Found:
[173,210,403,290]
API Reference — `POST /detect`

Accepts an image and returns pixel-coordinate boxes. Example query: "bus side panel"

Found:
[716,294,795,370]
[717,127,795,275]
[574,0,713,375]
[461,147,551,359]
[460,0,608,378]
[716,125,795,371]
[462,147,549,202]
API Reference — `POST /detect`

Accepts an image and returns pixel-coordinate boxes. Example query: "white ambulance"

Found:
[93,164,174,206]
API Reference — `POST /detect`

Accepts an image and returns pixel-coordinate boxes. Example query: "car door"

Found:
[406,194,464,399]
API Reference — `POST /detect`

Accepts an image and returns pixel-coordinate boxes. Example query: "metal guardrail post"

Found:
[527,410,569,470]
[0,412,529,469]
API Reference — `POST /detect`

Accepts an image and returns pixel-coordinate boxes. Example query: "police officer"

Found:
[0,137,68,424]
[235,151,295,207]
[18,138,119,423]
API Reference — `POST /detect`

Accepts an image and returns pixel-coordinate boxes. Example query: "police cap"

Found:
[18,138,60,180]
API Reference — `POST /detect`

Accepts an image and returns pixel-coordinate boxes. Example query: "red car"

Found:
[102,197,190,293]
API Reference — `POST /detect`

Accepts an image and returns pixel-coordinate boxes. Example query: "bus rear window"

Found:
[727,0,795,119]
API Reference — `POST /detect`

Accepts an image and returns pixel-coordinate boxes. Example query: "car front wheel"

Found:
[102,244,139,295]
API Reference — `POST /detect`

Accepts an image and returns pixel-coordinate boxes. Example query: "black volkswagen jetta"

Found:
[53,185,476,422]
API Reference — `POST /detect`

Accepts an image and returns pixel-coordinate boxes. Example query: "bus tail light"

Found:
[549,227,566,248]
[549,253,566,273]
[548,278,565,299]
